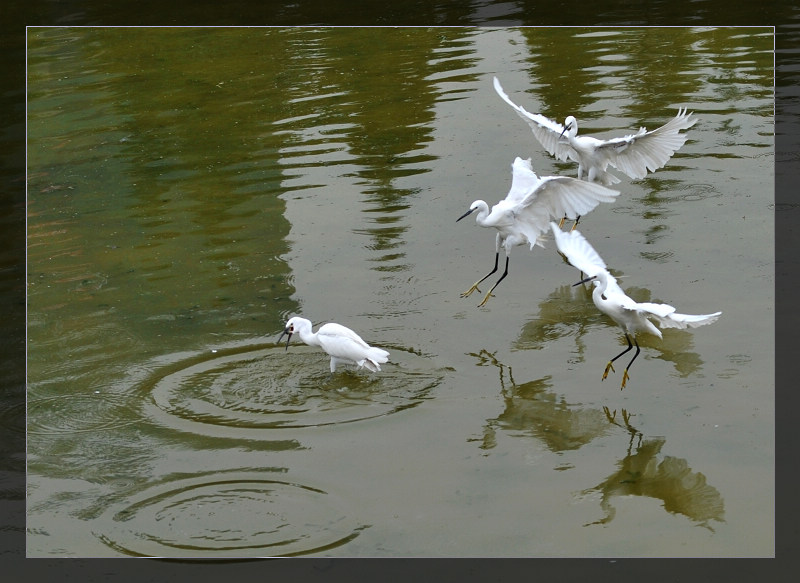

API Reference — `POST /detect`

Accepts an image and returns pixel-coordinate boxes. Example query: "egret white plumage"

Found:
[279,316,390,373]
[456,156,620,307]
[493,77,697,187]
[551,222,721,389]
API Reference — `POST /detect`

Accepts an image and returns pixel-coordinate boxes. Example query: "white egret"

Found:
[551,222,721,389]
[279,316,390,373]
[493,77,697,187]
[456,156,620,307]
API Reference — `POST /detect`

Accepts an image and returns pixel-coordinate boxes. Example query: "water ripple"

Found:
[133,339,443,437]
[94,470,366,557]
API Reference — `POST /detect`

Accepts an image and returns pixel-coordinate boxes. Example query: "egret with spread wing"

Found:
[456,157,620,307]
[493,77,697,187]
[280,316,389,373]
[551,223,721,389]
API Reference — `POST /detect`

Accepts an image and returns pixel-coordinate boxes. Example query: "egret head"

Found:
[560,116,577,139]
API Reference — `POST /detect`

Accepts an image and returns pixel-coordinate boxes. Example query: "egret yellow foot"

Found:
[602,361,615,381]
[477,291,495,307]
[557,215,580,231]
[460,283,481,298]
[620,369,630,390]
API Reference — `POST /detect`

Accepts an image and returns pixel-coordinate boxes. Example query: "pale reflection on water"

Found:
[27,26,773,557]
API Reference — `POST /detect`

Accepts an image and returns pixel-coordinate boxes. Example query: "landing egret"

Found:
[456,156,620,307]
[551,223,721,389]
[493,77,697,186]
[279,316,390,373]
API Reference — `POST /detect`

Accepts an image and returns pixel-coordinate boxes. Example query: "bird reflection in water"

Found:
[469,349,613,453]
[581,416,725,531]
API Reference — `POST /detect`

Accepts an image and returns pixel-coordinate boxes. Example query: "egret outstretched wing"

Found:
[550,222,606,276]
[550,224,625,296]
[503,157,544,205]
[593,108,697,179]
[639,305,722,330]
[494,77,696,185]
[493,77,572,161]
[519,176,619,220]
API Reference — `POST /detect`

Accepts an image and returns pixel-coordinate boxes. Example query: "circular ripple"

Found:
[138,341,443,436]
[27,391,138,435]
[94,472,364,557]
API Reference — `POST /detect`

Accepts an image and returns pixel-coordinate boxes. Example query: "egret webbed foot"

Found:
[602,361,615,380]
[620,369,630,390]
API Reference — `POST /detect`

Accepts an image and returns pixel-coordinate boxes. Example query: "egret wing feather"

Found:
[594,108,697,179]
[550,225,626,297]
[493,77,574,162]
[645,308,722,330]
[517,176,620,219]
[510,178,618,250]
[550,223,607,276]
[503,157,543,205]
[317,323,370,347]
[316,323,389,371]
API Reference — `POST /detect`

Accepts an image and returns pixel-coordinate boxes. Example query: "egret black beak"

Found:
[573,275,597,287]
[278,327,293,351]
[457,207,475,222]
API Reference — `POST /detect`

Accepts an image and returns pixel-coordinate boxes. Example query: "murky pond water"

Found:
[26,26,773,557]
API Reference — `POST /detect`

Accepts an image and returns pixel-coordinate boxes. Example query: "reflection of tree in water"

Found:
[470,350,612,453]
[581,430,725,532]
[282,27,480,275]
[516,280,710,378]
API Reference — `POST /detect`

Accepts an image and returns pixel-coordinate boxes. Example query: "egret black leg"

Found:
[461,252,499,298]
[478,256,510,307]
[620,337,641,390]
[603,333,634,382]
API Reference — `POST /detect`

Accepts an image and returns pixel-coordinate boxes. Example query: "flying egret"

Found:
[279,316,390,373]
[550,222,721,389]
[493,76,697,187]
[456,156,620,307]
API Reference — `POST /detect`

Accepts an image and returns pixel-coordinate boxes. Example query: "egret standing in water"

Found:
[551,222,721,389]
[279,316,390,373]
[456,156,620,307]
[493,77,697,187]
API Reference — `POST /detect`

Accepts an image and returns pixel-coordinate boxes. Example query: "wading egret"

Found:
[456,156,620,307]
[279,316,390,373]
[551,223,721,389]
[493,77,697,187]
